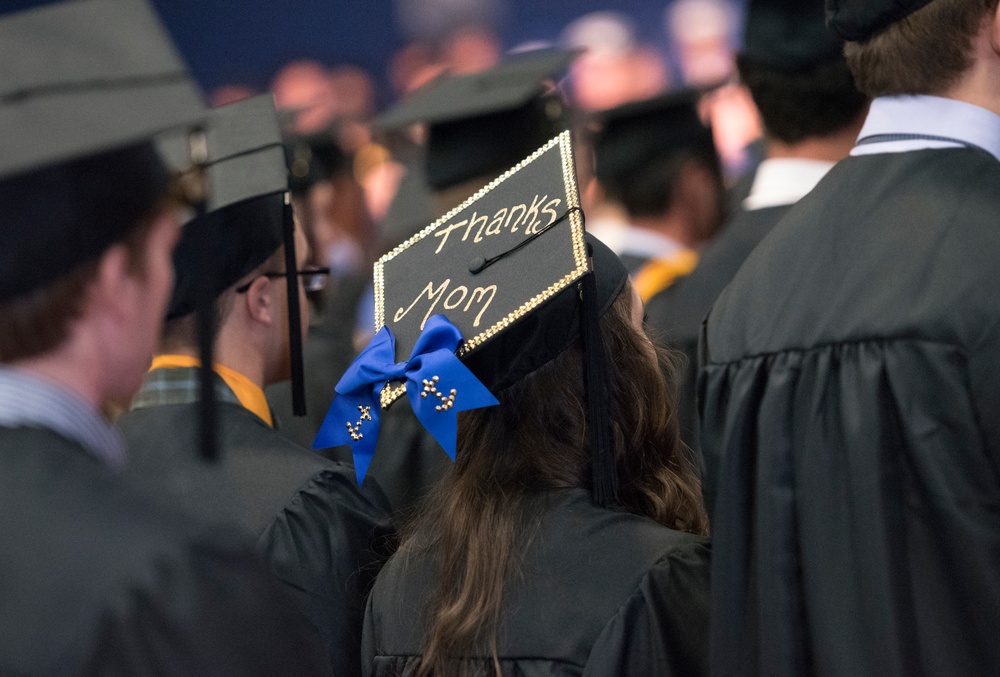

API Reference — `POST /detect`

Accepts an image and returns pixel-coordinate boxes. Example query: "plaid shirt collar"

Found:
[130,366,241,411]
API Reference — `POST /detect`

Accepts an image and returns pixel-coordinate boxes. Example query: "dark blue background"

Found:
[5,0,743,98]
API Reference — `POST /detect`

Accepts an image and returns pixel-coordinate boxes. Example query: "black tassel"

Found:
[193,203,217,462]
[581,252,619,508]
[282,193,307,416]
[188,128,218,463]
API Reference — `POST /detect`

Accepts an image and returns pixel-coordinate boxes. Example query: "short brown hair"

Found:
[737,55,868,145]
[845,0,1000,97]
[158,243,285,353]
[0,207,161,363]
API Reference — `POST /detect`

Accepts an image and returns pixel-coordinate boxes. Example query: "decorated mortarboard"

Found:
[593,90,716,189]
[742,0,843,70]
[373,49,577,190]
[160,94,309,417]
[0,0,205,302]
[315,131,630,507]
[826,0,936,42]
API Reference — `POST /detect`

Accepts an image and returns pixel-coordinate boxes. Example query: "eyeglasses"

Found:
[235,266,331,294]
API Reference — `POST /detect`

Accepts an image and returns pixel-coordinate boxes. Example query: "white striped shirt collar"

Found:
[852,95,1000,164]
[0,367,126,469]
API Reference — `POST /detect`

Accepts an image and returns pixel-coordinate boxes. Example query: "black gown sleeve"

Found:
[581,540,711,677]
[259,468,397,677]
[83,532,333,676]
[361,590,379,677]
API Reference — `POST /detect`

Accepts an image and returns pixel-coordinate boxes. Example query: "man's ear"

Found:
[243,275,277,327]
[990,2,1000,58]
[676,159,722,244]
[87,241,136,321]
[582,176,604,212]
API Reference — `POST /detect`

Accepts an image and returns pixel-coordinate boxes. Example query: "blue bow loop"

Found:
[313,315,498,485]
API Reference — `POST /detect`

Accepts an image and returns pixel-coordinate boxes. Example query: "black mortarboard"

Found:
[742,0,843,70]
[826,0,936,42]
[163,95,288,318]
[0,0,204,301]
[325,131,629,502]
[284,132,349,196]
[382,155,436,249]
[374,49,577,191]
[161,95,308,417]
[593,91,716,189]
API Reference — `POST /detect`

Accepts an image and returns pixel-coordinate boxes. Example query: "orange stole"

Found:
[632,249,699,302]
[148,354,274,427]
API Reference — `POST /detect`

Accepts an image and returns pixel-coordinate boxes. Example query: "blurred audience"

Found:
[271,60,341,135]
[667,0,763,180]
[562,12,670,112]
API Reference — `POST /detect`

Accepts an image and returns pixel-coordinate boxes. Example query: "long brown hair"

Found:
[403,285,709,677]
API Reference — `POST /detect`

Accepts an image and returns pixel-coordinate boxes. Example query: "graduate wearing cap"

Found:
[315,132,710,675]
[699,0,1000,674]
[348,48,579,514]
[644,0,868,455]
[0,1,332,674]
[588,91,725,301]
[115,95,394,677]
[376,48,577,213]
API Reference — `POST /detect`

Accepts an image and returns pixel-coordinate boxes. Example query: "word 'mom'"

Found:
[432,194,563,254]
[394,279,498,333]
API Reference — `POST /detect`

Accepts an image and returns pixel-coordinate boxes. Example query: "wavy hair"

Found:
[402,284,709,677]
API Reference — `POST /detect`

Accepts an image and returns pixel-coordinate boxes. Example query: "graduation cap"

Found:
[284,132,349,196]
[593,90,716,191]
[826,0,936,42]
[742,0,843,70]
[316,131,630,507]
[163,95,289,319]
[374,49,577,191]
[0,0,205,302]
[381,153,436,249]
[160,95,309,425]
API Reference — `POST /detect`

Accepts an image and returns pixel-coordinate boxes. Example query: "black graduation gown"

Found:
[0,426,332,676]
[268,271,368,453]
[700,148,1000,677]
[645,204,792,453]
[619,251,651,276]
[355,396,453,515]
[117,391,396,677]
[363,488,711,676]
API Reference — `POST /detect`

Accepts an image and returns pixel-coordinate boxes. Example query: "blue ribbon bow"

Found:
[313,314,499,485]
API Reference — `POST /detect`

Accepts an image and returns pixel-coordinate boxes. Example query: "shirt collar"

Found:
[852,95,1000,163]
[616,226,685,261]
[147,355,274,427]
[587,216,634,256]
[742,158,836,211]
[0,367,126,468]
